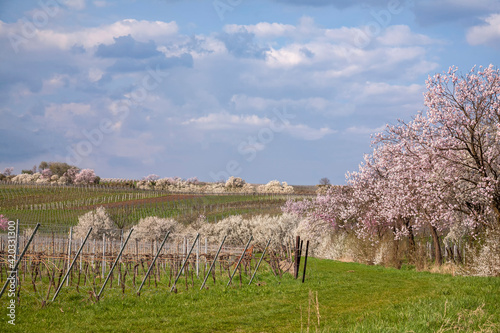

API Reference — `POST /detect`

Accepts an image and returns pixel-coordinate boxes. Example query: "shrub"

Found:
[132,216,179,242]
[11,173,41,184]
[257,180,294,193]
[252,214,301,250]
[468,228,500,276]
[225,176,246,188]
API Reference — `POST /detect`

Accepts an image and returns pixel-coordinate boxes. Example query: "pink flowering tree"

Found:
[0,215,9,231]
[63,167,80,184]
[74,169,97,185]
[285,65,500,266]
[41,168,53,179]
[349,65,500,264]
[422,65,500,230]
[186,177,200,185]
[143,174,159,182]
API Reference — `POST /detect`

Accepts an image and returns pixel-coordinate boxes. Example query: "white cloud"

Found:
[224,22,296,39]
[362,82,423,99]
[182,112,335,140]
[230,94,355,117]
[345,125,386,135]
[1,19,178,51]
[182,112,271,129]
[376,25,442,46]
[467,14,500,46]
[287,123,335,140]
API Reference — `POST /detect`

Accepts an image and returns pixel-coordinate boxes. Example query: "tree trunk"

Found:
[404,218,416,263]
[430,225,442,266]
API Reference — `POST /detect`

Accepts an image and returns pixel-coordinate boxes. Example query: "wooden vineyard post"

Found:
[52,227,92,302]
[227,236,253,287]
[136,231,170,296]
[97,229,134,300]
[200,236,226,290]
[170,234,199,292]
[294,236,301,279]
[302,240,309,283]
[0,223,40,298]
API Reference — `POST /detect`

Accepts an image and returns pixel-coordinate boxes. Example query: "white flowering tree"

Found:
[257,180,294,193]
[73,207,119,240]
[252,213,302,251]
[132,216,179,242]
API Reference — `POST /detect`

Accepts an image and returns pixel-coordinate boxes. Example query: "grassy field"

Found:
[1,258,498,332]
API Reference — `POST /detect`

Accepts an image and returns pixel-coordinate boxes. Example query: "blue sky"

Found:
[0,0,499,185]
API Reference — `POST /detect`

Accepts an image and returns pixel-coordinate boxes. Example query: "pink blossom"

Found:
[0,215,9,231]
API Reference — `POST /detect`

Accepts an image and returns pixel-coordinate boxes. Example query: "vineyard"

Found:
[0,182,312,308]
[0,182,308,229]
[0,223,303,307]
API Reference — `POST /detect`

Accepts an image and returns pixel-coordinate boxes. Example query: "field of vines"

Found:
[0,182,309,312]
[0,183,307,229]
[0,226,300,308]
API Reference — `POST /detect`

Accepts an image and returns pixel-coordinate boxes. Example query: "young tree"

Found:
[2,167,14,176]
[319,177,331,186]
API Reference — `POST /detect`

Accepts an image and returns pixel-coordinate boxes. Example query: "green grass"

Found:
[1,259,498,332]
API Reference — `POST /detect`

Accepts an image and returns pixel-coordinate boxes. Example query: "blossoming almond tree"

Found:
[285,65,500,267]
[74,169,97,185]
[0,215,9,231]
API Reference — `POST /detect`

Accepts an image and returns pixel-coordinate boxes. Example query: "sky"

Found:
[0,0,499,185]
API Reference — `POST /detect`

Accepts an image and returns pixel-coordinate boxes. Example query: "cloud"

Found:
[0,19,178,52]
[466,14,500,47]
[218,31,268,59]
[376,25,443,46]
[344,125,386,135]
[224,22,296,39]
[96,35,162,59]
[182,112,271,129]
[229,94,355,117]
[106,53,193,73]
[182,112,335,140]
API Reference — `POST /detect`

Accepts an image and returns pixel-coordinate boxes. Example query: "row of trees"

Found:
[3,161,99,185]
[285,65,500,270]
